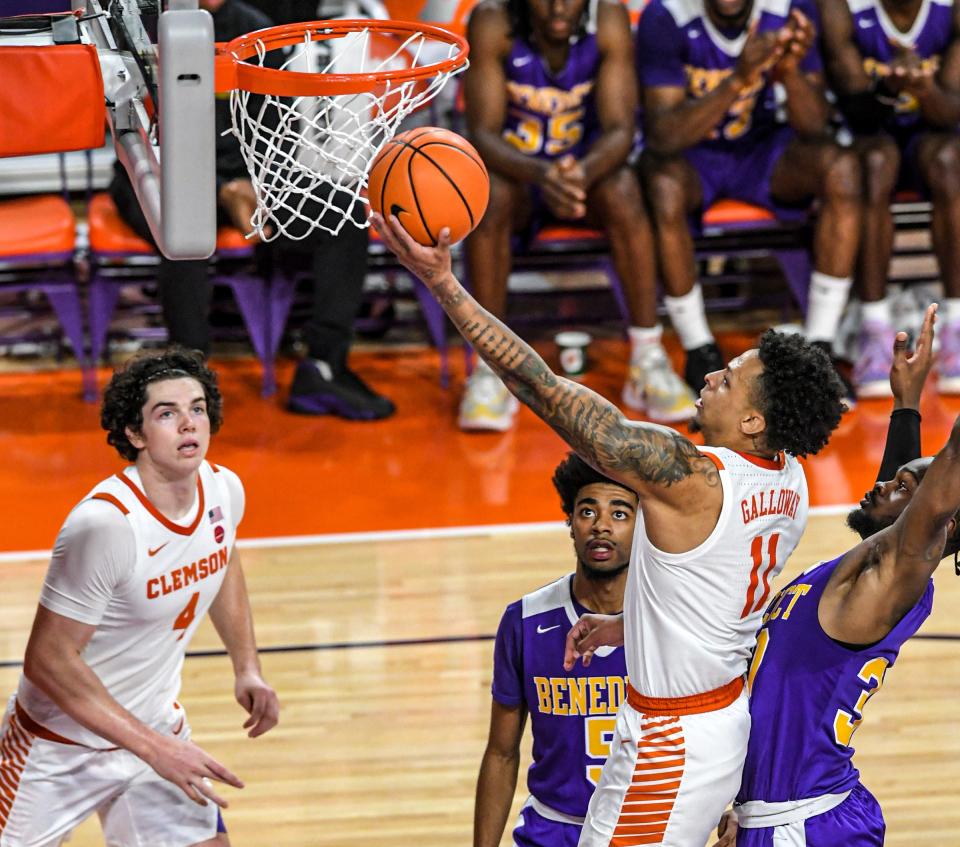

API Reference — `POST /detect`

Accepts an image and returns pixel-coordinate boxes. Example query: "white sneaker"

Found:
[622,344,697,422]
[458,361,520,431]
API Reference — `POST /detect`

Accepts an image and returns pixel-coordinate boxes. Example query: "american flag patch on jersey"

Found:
[208,506,223,524]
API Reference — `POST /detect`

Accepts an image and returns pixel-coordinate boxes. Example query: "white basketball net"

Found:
[225,26,466,241]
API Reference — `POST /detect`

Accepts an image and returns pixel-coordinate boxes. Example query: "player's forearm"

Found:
[23,648,163,760]
[876,409,921,483]
[580,126,635,187]
[645,77,746,154]
[469,127,551,185]
[914,84,960,128]
[473,749,520,847]
[208,558,262,677]
[780,72,830,136]
[899,419,960,553]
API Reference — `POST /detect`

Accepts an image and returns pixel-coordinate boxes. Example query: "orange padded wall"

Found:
[0,44,106,157]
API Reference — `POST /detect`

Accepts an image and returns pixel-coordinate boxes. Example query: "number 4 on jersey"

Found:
[172,592,200,641]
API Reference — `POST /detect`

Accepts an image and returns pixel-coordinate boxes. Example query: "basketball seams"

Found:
[405,146,437,246]
[368,128,489,245]
[370,141,409,221]
[416,140,487,173]
[406,144,483,228]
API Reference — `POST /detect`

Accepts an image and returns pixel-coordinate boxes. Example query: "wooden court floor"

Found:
[1,516,959,845]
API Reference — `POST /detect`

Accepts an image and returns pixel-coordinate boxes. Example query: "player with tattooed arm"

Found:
[371,211,845,846]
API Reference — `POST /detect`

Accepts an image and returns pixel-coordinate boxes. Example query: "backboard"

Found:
[0,0,216,259]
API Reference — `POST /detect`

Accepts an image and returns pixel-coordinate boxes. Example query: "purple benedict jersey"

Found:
[848,0,954,130]
[492,574,628,818]
[502,27,602,160]
[738,554,933,804]
[637,0,822,151]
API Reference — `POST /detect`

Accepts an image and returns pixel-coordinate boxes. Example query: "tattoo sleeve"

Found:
[427,272,718,491]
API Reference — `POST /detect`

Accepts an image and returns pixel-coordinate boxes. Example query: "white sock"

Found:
[628,325,663,360]
[804,272,853,344]
[942,298,960,326]
[861,299,891,325]
[663,285,714,351]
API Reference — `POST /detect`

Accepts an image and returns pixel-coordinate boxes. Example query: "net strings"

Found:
[225,27,465,240]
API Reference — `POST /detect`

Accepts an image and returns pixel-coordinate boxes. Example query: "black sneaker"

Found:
[811,340,856,412]
[683,342,725,392]
[287,359,396,420]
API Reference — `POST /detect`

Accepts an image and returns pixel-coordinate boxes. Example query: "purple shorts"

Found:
[512,803,583,847]
[684,127,805,224]
[736,783,885,847]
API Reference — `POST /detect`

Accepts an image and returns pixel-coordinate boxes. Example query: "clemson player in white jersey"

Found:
[0,349,279,847]
[371,211,847,847]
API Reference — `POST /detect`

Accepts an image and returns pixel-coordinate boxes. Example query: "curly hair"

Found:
[100,348,223,462]
[754,330,844,458]
[552,452,633,520]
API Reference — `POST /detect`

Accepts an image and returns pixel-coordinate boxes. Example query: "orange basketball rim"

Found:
[214,18,469,96]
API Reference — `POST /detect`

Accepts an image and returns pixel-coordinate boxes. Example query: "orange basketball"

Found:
[368,127,489,246]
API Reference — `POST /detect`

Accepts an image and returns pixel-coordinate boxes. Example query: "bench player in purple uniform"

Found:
[474,454,635,847]
[638,0,862,394]
[461,0,696,432]
[820,0,960,398]
[711,308,948,846]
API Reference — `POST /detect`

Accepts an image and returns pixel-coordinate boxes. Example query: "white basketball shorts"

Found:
[578,678,750,847]
[0,696,219,847]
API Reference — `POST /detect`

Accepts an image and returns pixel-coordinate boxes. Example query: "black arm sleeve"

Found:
[876,408,922,483]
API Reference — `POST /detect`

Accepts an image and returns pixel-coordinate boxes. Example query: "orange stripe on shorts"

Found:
[608,720,687,847]
[0,714,33,833]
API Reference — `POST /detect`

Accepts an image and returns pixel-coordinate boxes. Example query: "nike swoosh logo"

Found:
[512,55,533,67]
[148,543,169,557]
[857,19,874,27]
[537,624,561,634]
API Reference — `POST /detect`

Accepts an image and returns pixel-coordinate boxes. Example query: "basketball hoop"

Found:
[214,19,469,241]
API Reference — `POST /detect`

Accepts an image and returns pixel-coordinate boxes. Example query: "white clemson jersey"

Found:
[17,461,244,748]
[625,446,808,699]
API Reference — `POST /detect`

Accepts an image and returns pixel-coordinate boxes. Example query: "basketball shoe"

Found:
[288,358,395,419]
[459,359,520,432]
[853,320,895,399]
[683,342,725,393]
[623,343,696,422]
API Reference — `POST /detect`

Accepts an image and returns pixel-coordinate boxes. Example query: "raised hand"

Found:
[369,212,454,289]
[774,8,816,77]
[734,22,789,87]
[235,670,280,738]
[890,302,937,410]
[563,613,625,670]
[147,733,244,808]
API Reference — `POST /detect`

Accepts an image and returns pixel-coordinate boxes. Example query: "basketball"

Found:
[367,127,489,246]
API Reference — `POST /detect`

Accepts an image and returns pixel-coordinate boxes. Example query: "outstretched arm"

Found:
[371,213,720,504]
[825,412,960,642]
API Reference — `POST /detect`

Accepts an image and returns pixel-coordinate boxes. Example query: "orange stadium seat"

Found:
[0,193,94,399]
